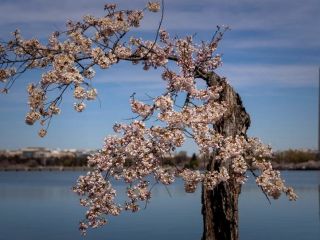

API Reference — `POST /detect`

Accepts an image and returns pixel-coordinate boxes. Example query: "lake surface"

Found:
[0,171,319,240]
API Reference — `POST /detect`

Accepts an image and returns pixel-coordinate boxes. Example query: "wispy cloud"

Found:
[218,63,318,87]
[1,0,319,42]
[0,1,319,88]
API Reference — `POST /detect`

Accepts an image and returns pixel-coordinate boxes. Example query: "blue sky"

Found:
[0,0,319,153]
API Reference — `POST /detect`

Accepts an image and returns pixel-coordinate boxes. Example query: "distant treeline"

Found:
[0,151,200,169]
[0,154,88,168]
[272,149,317,163]
[163,152,201,169]
[0,149,318,170]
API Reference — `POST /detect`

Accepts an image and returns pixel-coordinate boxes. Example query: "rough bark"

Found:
[201,72,251,240]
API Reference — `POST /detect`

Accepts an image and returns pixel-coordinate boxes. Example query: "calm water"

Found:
[0,171,319,240]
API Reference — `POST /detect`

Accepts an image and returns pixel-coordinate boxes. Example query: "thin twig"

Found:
[249,169,271,205]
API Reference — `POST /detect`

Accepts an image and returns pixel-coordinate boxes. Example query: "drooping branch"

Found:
[0,1,297,236]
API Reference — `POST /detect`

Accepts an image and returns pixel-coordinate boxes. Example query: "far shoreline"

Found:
[0,166,90,172]
[1,160,320,172]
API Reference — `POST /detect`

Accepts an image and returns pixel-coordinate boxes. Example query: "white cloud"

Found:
[94,62,318,88]
[0,0,319,51]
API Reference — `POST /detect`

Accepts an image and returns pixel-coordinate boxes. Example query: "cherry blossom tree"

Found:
[0,2,297,240]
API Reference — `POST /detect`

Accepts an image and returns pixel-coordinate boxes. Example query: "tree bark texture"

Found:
[201,72,251,240]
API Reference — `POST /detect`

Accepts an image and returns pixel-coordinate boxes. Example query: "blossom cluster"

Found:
[253,160,298,201]
[0,68,16,82]
[0,1,297,235]
[147,2,160,12]
[0,2,165,133]
[33,2,301,232]
[73,61,297,232]
[0,0,227,134]
[74,117,297,234]
[73,171,121,234]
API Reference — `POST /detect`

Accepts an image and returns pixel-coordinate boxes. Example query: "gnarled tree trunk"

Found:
[201,72,250,240]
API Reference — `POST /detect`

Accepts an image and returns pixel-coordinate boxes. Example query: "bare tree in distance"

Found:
[0,2,297,240]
